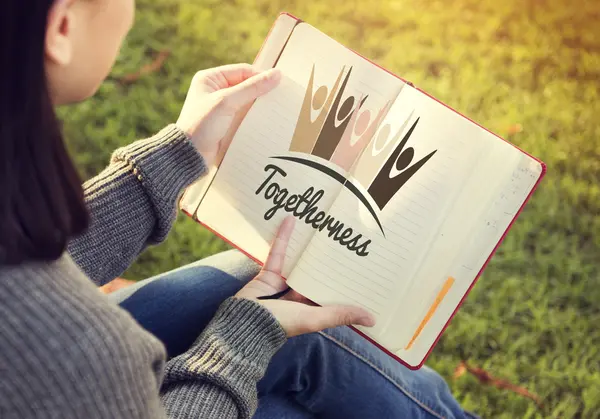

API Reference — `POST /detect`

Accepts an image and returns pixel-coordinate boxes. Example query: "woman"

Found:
[0,0,475,418]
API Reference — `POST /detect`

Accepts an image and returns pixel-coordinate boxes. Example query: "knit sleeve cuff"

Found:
[111,125,207,241]
[200,298,287,364]
[161,298,287,417]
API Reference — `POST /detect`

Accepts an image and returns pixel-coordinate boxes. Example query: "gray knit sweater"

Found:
[0,125,287,418]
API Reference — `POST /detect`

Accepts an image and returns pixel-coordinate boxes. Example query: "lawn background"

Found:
[59,0,600,417]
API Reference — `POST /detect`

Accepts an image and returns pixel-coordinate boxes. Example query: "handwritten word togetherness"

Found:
[256,164,371,257]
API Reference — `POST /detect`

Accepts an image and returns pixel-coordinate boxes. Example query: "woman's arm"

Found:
[68,64,282,286]
[68,125,206,286]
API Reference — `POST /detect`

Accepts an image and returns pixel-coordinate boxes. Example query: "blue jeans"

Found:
[110,250,475,419]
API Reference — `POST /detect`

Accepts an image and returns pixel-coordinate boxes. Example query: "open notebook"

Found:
[180,13,546,369]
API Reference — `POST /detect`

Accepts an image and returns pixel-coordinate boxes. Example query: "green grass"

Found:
[60,0,600,417]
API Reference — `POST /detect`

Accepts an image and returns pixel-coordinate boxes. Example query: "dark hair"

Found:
[0,1,89,265]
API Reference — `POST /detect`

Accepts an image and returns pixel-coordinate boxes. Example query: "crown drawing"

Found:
[280,64,437,213]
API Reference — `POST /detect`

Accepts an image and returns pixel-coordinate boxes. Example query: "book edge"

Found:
[182,12,549,369]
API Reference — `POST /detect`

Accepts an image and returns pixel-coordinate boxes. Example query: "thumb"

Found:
[221,68,282,110]
[308,305,376,332]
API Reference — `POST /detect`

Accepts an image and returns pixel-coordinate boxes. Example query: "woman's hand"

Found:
[176,63,281,166]
[235,216,376,337]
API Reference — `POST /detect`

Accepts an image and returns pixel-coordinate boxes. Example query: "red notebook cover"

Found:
[181,13,547,370]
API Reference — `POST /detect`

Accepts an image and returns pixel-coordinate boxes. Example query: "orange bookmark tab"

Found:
[405,276,455,350]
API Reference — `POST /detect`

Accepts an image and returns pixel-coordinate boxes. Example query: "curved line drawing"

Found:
[270,155,385,236]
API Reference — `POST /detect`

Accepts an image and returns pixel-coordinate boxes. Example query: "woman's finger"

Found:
[305,305,376,332]
[194,63,259,90]
[262,216,295,275]
[221,68,282,110]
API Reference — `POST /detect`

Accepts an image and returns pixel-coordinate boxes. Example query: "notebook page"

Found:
[393,151,543,366]
[197,22,404,275]
[287,85,489,339]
